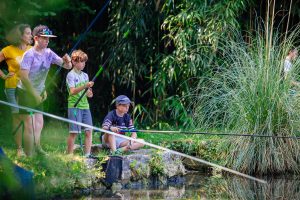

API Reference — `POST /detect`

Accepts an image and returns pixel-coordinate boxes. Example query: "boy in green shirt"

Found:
[66,50,94,157]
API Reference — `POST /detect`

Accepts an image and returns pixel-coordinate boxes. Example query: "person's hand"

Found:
[33,93,43,106]
[131,134,137,139]
[62,54,72,69]
[86,88,93,98]
[110,126,119,133]
[2,72,14,79]
[85,81,94,88]
[41,91,47,102]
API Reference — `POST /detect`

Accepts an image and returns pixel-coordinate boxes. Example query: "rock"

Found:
[106,149,186,183]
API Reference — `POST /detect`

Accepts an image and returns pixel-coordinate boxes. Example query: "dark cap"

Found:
[33,25,57,37]
[115,95,131,105]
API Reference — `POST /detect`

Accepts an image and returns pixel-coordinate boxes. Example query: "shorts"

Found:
[5,88,19,114]
[102,134,129,148]
[16,88,43,114]
[68,108,93,133]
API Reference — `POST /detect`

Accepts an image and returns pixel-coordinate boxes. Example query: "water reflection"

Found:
[77,173,300,199]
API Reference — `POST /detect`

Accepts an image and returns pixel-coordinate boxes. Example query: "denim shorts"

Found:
[5,88,19,114]
[68,108,93,133]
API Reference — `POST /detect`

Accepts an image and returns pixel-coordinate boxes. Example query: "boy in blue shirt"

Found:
[66,49,94,157]
[102,95,144,154]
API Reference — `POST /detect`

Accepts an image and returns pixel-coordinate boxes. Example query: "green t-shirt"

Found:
[66,69,89,109]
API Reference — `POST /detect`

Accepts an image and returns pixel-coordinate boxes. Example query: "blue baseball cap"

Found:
[115,95,131,105]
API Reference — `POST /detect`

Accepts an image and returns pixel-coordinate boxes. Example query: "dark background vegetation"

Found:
[0,0,300,128]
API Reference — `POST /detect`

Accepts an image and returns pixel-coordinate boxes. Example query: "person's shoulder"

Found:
[124,113,131,119]
[26,45,32,51]
[103,110,115,120]
[66,69,76,77]
[2,45,18,53]
[23,47,35,57]
[82,71,88,76]
[44,48,54,54]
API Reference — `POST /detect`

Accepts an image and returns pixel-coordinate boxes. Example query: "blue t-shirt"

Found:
[102,110,134,135]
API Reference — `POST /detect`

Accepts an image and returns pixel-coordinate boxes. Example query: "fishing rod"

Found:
[73,3,148,107]
[73,29,130,108]
[119,129,300,140]
[41,0,111,95]
[0,100,267,184]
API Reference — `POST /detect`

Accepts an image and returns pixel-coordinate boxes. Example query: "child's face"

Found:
[35,36,49,49]
[116,104,130,114]
[72,59,86,70]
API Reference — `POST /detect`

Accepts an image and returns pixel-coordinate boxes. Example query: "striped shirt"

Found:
[102,110,134,135]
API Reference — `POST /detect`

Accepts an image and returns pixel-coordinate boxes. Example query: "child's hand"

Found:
[85,81,94,88]
[62,54,72,69]
[86,88,93,98]
[110,126,119,133]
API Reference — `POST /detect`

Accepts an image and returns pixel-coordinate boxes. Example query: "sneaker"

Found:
[36,147,48,155]
[85,154,98,159]
[17,148,25,157]
[110,148,124,156]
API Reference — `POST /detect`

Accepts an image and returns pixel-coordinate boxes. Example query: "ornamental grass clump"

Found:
[192,27,300,175]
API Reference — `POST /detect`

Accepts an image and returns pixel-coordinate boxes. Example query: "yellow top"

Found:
[1,45,31,88]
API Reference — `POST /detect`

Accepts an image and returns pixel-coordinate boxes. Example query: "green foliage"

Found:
[0,120,105,198]
[148,0,249,127]
[164,138,222,163]
[192,25,300,174]
[149,151,164,176]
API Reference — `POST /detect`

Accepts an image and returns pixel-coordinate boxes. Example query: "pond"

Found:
[72,172,300,199]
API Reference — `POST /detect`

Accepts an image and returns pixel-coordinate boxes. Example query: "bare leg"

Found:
[67,133,77,154]
[13,114,22,148]
[12,114,25,156]
[130,139,145,150]
[84,130,92,155]
[119,139,145,152]
[20,114,34,156]
[103,133,117,151]
[34,113,43,148]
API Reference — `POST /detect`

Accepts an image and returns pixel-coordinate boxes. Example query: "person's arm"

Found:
[0,51,14,80]
[19,69,42,103]
[0,52,5,79]
[61,54,72,69]
[128,119,137,138]
[50,50,72,69]
[69,81,94,95]
[86,88,93,98]
[102,112,119,132]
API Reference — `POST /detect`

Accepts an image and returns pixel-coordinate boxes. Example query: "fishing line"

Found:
[120,129,300,140]
[41,0,111,95]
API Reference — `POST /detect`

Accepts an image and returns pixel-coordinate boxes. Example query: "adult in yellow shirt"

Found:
[0,24,32,156]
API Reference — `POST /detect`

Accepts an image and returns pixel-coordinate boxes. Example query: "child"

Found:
[284,48,299,88]
[102,95,144,155]
[284,48,298,77]
[0,24,32,156]
[66,49,94,157]
[18,25,72,156]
